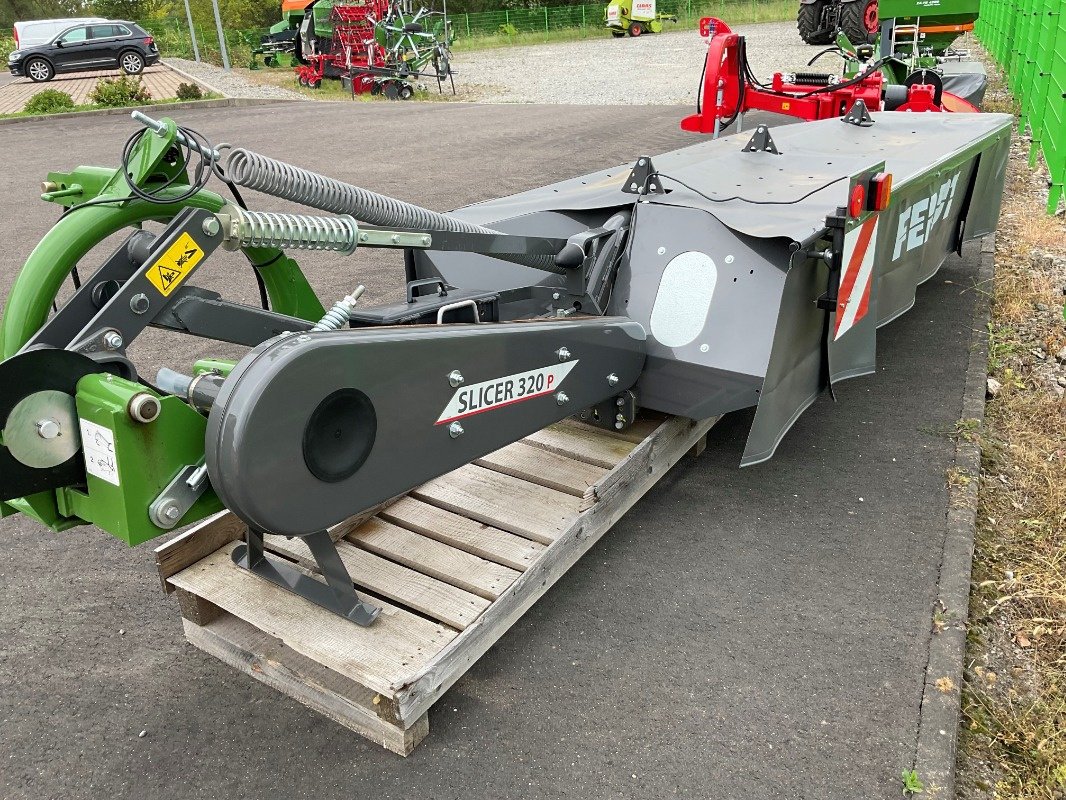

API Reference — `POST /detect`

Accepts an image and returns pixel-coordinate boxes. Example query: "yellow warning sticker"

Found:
[145,232,203,296]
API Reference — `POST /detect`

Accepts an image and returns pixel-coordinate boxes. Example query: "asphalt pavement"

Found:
[0,102,981,799]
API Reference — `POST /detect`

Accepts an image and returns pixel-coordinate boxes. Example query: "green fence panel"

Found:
[978,0,1065,213]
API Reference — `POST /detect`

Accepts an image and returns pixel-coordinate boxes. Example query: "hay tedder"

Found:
[289,0,454,96]
[0,106,1010,629]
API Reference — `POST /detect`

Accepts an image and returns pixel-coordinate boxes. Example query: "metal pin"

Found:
[448,421,464,438]
[448,370,464,388]
[556,347,571,361]
[555,392,569,405]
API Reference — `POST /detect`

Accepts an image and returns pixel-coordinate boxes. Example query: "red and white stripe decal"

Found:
[833,215,879,341]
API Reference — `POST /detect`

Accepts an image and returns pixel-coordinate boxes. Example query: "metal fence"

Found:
[975,0,1065,213]
[138,0,790,67]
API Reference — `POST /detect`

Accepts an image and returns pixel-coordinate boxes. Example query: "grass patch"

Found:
[0,92,223,120]
[956,39,1066,800]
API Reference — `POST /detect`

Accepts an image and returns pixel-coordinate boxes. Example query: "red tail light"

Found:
[848,183,866,218]
[145,36,154,46]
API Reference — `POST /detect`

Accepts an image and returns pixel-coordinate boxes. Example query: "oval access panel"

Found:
[650,251,717,348]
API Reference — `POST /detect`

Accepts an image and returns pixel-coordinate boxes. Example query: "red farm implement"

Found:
[295,0,389,91]
[681,17,978,136]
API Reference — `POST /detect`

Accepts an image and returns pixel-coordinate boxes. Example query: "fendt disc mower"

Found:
[1,107,1008,640]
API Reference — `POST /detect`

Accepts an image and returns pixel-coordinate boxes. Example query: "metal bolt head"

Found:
[448,421,464,438]
[201,217,221,237]
[421,236,431,246]
[448,370,464,388]
[556,347,571,362]
[657,246,666,255]
[391,234,400,244]
[607,373,619,386]
[555,391,569,406]
[103,331,124,350]
[615,421,625,430]
[129,293,150,315]
[164,504,181,520]
[616,397,625,407]
[552,292,561,301]
[359,232,369,242]
[35,418,60,440]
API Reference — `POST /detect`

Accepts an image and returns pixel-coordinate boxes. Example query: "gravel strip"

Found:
[457,20,828,105]
[165,57,308,101]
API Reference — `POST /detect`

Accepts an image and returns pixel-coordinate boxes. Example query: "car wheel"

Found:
[120,51,145,75]
[26,58,54,83]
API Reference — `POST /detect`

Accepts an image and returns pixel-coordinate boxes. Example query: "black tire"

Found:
[797,1,833,45]
[309,77,321,89]
[25,57,54,83]
[397,83,413,100]
[119,50,145,75]
[840,0,878,44]
[611,29,626,37]
[628,21,643,36]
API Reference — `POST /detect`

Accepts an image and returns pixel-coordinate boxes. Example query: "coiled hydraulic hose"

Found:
[224,148,564,274]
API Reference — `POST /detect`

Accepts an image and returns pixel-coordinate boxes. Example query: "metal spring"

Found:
[224,148,563,274]
[235,210,359,254]
[312,286,366,331]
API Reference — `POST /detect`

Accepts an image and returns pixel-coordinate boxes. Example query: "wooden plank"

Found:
[155,511,246,594]
[412,464,581,544]
[345,518,520,601]
[563,415,666,444]
[265,536,490,631]
[168,542,456,696]
[523,422,638,468]
[475,441,607,497]
[183,615,429,755]
[380,497,546,572]
[391,415,720,725]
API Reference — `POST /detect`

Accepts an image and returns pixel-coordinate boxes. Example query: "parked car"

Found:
[12,17,108,49]
[8,21,160,83]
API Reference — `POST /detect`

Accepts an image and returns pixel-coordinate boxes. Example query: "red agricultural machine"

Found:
[682,17,978,136]
[294,0,455,98]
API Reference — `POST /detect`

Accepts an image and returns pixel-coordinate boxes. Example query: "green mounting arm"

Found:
[0,191,325,358]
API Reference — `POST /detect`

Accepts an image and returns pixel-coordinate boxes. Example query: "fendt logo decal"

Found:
[436,361,579,425]
[892,171,960,261]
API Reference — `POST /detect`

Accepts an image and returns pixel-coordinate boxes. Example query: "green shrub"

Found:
[89,75,152,107]
[175,82,204,101]
[498,22,517,35]
[23,90,76,115]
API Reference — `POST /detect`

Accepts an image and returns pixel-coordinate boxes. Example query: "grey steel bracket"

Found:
[231,528,380,627]
[621,156,666,195]
[743,125,780,155]
[149,462,210,529]
[842,99,874,127]
[21,230,157,353]
[155,287,314,346]
[575,389,637,432]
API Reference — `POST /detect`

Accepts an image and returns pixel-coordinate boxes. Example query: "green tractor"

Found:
[798,0,879,45]
[605,0,677,37]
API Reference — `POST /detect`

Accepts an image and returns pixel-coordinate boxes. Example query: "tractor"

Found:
[798,0,879,45]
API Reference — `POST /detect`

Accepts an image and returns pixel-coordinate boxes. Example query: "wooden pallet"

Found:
[155,414,717,754]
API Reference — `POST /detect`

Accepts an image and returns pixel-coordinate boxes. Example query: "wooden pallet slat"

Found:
[345,517,520,600]
[379,497,546,571]
[412,464,581,544]
[475,440,608,497]
[159,413,718,755]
